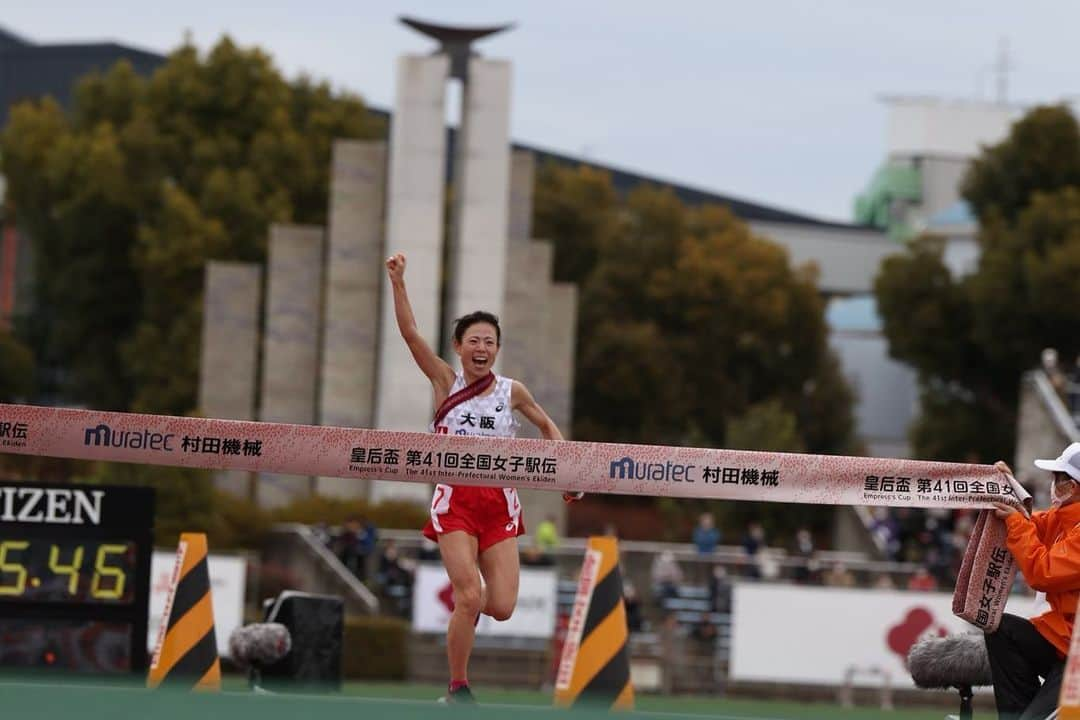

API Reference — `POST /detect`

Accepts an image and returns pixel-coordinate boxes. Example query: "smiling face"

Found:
[454,321,500,378]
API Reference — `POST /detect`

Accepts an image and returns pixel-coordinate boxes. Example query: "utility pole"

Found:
[995,36,1011,105]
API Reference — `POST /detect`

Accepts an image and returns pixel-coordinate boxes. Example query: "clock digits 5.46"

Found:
[0,539,133,603]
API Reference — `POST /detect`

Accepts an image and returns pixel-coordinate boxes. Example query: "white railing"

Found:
[1032,370,1080,443]
[374,527,934,580]
[271,522,379,614]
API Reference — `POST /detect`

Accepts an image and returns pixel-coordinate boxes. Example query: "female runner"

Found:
[386,252,580,703]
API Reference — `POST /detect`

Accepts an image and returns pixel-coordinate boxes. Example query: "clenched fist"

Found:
[386,253,406,282]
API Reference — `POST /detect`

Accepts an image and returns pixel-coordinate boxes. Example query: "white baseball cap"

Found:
[1035,442,1080,482]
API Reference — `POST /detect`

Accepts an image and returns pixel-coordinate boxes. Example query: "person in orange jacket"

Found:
[989,442,1080,720]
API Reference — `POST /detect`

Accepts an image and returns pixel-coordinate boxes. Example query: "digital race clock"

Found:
[0,481,154,675]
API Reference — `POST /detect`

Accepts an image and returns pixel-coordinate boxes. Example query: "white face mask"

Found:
[1052,476,1078,507]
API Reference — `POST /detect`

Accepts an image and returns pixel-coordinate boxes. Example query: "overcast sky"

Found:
[5,1,1079,222]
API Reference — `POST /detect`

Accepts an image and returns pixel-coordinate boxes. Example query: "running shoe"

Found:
[437,685,477,704]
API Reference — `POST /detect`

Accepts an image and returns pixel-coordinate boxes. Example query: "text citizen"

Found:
[0,486,105,525]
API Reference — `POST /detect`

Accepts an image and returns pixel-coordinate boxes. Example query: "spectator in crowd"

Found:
[535,514,561,553]
[872,503,973,586]
[336,515,378,581]
[906,566,938,591]
[692,512,721,555]
[1043,347,1068,397]
[691,611,718,644]
[897,508,928,563]
[742,522,765,556]
[602,522,619,538]
[1069,355,1080,421]
[949,513,976,574]
[741,522,766,578]
[756,547,781,580]
[708,565,731,613]
[872,572,897,590]
[822,562,856,588]
[868,507,901,560]
[376,539,414,591]
[312,521,333,548]
[374,539,414,618]
[659,613,683,696]
[790,527,816,584]
[915,509,956,584]
[651,550,684,601]
[521,537,555,567]
[623,580,645,633]
[418,536,441,562]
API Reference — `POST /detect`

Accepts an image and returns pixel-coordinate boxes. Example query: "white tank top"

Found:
[431,373,520,438]
[428,373,522,533]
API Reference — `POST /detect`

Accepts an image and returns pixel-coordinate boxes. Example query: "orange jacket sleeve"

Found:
[1006,513,1080,592]
[1030,511,1051,540]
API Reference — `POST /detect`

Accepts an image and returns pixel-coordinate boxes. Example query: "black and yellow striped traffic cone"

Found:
[554,535,634,710]
[147,532,221,690]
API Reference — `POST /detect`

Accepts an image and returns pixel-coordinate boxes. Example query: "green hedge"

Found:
[342,615,409,681]
[62,462,429,549]
[268,495,429,531]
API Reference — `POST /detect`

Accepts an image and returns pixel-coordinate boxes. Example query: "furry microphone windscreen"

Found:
[228,623,292,669]
[908,633,993,689]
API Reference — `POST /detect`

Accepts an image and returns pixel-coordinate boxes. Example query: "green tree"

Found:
[725,399,804,453]
[875,105,1080,461]
[719,400,833,539]
[962,105,1080,225]
[795,348,861,456]
[2,95,143,409]
[574,186,855,452]
[533,166,858,452]
[80,462,219,547]
[663,399,836,543]
[1,37,383,414]
[79,461,428,549]
[532,163,619,284]
[534,169,858,539]
[0,328,34,401]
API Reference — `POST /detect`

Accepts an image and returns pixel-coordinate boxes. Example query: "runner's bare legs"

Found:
[479,537,520,621]
[440,531,484,682]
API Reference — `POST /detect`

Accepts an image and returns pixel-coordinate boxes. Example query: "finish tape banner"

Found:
[0,402,1019,510]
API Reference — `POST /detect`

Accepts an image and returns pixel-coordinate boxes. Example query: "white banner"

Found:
[730,582,1036,687]
[0,402,1022,510]
[412,563,557,638]
[147,551,247,657]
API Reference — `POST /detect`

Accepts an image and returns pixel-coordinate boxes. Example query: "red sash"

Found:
[432,372,495,431]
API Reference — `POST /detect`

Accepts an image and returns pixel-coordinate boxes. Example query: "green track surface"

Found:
[1,677,952,719]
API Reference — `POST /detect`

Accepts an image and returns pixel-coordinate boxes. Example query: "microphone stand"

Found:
[248,663,273,694]
[957,683,973,720]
